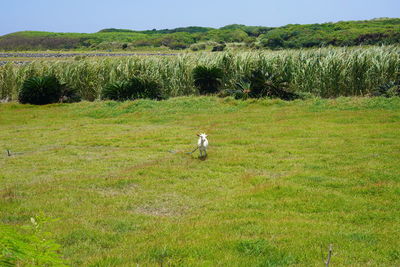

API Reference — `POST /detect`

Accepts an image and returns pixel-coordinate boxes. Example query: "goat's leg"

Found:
[199,150,202,158]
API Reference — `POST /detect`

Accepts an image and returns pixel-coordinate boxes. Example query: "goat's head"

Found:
[197,133,208,141]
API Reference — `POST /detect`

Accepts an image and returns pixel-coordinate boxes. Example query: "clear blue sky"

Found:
[1,0,399,35]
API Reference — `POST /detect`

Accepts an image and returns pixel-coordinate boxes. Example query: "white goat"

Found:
[197,133,209,158]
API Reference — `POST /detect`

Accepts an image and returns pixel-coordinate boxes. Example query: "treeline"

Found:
[259,18,400,49]
[0,18,399,51]
[0,35,82,50]
[100,26,214,34]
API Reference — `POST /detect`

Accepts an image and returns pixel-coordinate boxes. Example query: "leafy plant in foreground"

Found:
[192,66,223,95]
[0,218,66,266]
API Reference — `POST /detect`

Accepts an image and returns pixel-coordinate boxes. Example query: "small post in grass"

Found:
[325,244,333,267]
[6,149,11,156]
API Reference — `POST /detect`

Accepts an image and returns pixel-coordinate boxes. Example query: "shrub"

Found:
[372,81,398,97]
[130,77,164,100]
[74,55,87,61]
[248,70,298,100]
[223,81,251,100]
[371,72,400,97]
[18,76,80,104]
[18,76,62,105]
[224,89,250,100]
[192,66,223,94]
[102,77,164,101]
[190,43,206,51]
[59,84,81,103]
[211,44,226,52]
[167,42,188,50]
[101,81,132,101]
[372,81,400,97]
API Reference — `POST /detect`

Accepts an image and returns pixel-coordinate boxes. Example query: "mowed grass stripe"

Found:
[1,96,399,266]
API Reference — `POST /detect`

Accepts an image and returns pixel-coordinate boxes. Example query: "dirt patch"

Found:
[0,185,20,202]
[95,183,138,197]
[133,193,190,217]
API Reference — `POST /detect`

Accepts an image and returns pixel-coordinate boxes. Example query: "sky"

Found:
[0,0,399,35]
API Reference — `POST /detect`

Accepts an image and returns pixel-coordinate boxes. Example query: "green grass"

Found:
[1,96,400,266]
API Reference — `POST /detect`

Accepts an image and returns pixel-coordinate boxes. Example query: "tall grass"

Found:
[1,46,399,100]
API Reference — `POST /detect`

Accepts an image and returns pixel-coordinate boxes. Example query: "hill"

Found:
[1,96,400,266]
[0,18,399,51]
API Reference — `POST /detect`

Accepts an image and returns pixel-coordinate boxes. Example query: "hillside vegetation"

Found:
[0,18,399,51]
[1,97,400,266]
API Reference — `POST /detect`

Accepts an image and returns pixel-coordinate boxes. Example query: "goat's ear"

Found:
[196,134,200,136]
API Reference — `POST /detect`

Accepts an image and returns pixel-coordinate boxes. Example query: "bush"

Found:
[102,77,165,101]
[18,76,62,105]
[130,77,164,100]
[167,42,188,50]
[101,81,132,101]
[223,81,251,100]
[192,66,223,94]
[74,55,87,61]
[190,43,206,51]
[59,85,81,103]
[372,82,400,97]
[18,76,80,104]
[248,70,298,100]
[211,44,226,52]
[371,72,400,97]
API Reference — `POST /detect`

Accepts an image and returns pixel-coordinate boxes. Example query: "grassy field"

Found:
[1,96,400,266]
